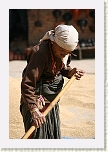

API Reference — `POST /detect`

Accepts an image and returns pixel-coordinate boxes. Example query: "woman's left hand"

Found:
[68,67,85,80]
[74,68,85,80]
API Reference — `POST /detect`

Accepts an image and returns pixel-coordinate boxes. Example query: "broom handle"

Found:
[21,75,76,139]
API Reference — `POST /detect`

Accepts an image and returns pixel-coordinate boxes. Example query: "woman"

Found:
[20,24,85,139]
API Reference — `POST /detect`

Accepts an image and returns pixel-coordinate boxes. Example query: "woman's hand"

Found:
[74,68,85,80]
[68,67,85,80]
[30,108,46,128]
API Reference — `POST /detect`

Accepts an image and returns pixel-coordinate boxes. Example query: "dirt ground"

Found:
[9,73,95,139]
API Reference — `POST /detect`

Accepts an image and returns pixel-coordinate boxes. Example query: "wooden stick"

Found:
[21,75,76,139]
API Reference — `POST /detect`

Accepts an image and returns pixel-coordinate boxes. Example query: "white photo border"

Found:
[0,0,106,150]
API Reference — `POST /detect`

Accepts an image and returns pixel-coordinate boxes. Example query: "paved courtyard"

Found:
[9,59,95,78]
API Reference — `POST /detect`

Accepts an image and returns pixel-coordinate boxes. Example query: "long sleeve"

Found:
[21,47,47,109]
[61,66,73,79]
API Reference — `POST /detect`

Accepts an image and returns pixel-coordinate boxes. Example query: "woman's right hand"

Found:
[30,108,46,128]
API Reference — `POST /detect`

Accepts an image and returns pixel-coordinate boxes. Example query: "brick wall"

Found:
[27,9,95,46]
[9,9,95,60]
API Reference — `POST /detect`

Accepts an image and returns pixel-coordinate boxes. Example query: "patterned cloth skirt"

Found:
[20,74,64,139]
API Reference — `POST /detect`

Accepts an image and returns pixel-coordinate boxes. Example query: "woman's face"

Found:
[51,42,71,59]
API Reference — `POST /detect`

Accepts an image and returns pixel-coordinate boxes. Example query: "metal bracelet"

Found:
[30,108,39,114]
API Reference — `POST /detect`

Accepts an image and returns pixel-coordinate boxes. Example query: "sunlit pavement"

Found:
[9,59,95,78]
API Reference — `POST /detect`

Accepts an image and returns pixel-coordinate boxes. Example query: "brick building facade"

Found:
[28,9,95,45]
[9,9,95,60]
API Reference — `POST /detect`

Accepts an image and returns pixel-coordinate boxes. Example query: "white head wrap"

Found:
[40,24,79,51]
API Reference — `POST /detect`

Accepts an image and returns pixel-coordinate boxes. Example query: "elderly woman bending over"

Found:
[20,24,85,139]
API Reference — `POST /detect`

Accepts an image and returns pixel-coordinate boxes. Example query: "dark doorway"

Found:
[9,9,28,43]
[9,9,28,59]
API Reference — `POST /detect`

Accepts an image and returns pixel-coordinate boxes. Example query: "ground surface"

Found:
[9,59,95,139]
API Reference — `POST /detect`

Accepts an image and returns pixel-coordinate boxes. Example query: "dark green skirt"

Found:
[20,74,64,139]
